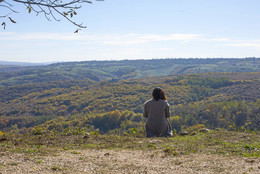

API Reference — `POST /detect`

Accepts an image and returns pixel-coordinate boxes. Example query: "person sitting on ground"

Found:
[143,87,172,137]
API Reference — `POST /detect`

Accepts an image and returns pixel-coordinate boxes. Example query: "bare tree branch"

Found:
[0,1,19,17]
[0,0,103,29]
[53,7,86,28]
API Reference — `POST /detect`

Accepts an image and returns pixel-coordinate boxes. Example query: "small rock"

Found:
[245,159,255,163]
[240,135,248,139]
[83,133,90,139]
[179,131,189,136]
[104,152,110,156]
[199,128,210,133]
[148,139,163,143]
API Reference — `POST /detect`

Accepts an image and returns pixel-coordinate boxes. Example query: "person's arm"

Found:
[143,103,148,118]
[165,102,171,118]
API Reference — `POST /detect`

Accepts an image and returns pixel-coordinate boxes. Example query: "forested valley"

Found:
[0,58,259,135]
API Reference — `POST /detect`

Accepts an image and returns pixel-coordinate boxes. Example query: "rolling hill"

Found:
[0,59,259,173]
[0,58,259,87]
[0,71,259,133]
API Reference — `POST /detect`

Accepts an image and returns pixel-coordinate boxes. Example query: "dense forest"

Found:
[0,58,259,135]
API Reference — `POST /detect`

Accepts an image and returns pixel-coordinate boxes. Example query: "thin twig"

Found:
[0,0,101,28]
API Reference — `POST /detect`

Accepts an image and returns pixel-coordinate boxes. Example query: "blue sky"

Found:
[1,0,260,63]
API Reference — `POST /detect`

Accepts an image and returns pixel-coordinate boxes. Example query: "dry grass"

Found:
[0,149,259,174]
[0,130,259,173]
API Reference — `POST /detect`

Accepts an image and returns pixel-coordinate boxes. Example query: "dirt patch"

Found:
[0,150,259,174]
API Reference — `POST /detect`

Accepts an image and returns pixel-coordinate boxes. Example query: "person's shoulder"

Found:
[144,99,153,105]
[159,99,170,106]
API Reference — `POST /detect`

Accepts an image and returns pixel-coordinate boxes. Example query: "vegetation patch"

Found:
[0,130,259,158]
[163,147,179,156]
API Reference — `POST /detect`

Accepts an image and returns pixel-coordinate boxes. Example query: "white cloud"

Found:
[0,32,201,44]
[102,34,202,45]
[221,40,260,48]
[0,32,94,41]
[7,32,260,49]
[210,38,230,42]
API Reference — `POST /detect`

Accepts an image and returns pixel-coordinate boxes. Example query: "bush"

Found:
[184,124,206,133]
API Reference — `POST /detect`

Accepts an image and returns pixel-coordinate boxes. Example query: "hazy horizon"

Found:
[1,57,259,65]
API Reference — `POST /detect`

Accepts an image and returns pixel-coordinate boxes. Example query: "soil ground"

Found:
[0,149,259,174]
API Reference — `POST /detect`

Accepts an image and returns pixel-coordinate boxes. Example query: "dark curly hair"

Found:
[152,87,167,101]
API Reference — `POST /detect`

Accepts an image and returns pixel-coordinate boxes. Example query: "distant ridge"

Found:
[0,61,55,66]
[0,58,259,87]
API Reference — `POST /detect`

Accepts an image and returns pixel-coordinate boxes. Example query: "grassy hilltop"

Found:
[0,128,259,173]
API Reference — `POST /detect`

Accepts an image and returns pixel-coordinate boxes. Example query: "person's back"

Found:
[143,88,172,137]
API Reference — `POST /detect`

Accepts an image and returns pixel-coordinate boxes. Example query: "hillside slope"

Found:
[0,73,259,133]
[0,58,259,87]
